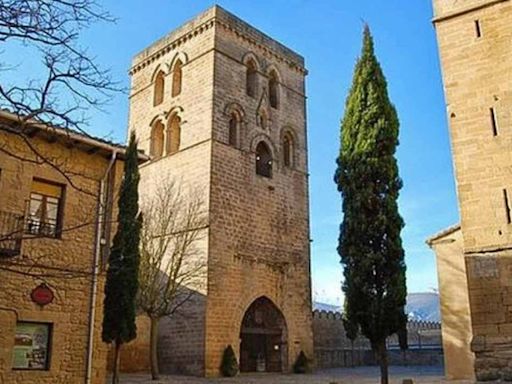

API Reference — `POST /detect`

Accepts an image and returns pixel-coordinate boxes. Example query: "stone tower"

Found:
[128,6,313,376]
[432,0,512,380]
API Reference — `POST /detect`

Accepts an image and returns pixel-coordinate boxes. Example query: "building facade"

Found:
[128,6,313,377]
[431,0,512,380]
[0,110,143,383]
[427,226,474,380]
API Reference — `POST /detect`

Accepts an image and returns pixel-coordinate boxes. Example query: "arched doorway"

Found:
[239,297,287,373]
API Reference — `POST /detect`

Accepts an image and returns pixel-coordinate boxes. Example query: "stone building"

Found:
[127,5,313,377]
[0,110,146,383]
[430,0,512,381]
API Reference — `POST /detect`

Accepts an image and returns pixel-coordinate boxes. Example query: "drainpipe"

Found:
[85,150,117,384]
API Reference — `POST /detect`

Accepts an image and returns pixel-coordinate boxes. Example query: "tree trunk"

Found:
[377,340,388,384]
[350,340,354,368]
[112,339,121,384]
[150,317,160,380]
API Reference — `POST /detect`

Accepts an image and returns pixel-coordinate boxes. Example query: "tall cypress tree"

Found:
[102,132,141,384]
[334,26,407,384]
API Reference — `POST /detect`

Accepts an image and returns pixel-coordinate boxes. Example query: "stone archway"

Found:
[239,297,288,373]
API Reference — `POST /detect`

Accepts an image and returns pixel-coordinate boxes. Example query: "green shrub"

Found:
[220,345,239,377]
[293,350,310,374]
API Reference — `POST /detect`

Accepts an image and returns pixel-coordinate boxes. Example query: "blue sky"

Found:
[8,1,459,304]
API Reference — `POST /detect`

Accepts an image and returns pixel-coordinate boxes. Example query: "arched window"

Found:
[150,120,165,158]
[153,71,165,106]
[269,70,279,109]
[172,59,183,97]
[246,59,257,98]
[229,114,238,147]
[255,141,272,178]
[167,114,181,155]
[283,133,293,167]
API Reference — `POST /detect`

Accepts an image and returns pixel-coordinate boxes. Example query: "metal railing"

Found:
[0,210,24,257]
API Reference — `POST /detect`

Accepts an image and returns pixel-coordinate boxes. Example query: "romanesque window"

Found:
[246,59,257,98]
[269,70,279,109]
[282,132,294,167]
[26,179,64,238]
[150,120,165,158]
[172,59,183,97]
[255,141,272,178]
[167,114,181,154]
[229,114,238,147]
[153,70,165,106]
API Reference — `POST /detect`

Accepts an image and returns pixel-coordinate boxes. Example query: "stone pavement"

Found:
[119,366,473,383]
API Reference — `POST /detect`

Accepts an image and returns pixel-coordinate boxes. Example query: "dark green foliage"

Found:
[342,298,359,342]
[334,26,407,383]
[220,345,238,377]
[102,132,142,345]
[398,314,408,351]
[293,351,310,374]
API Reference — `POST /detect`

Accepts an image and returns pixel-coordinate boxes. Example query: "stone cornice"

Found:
[432,0,509,24]
[130,11,306,76]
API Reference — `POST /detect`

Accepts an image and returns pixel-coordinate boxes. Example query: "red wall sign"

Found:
[30,284,54,306]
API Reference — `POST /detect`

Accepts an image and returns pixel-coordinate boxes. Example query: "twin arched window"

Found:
[282,132,294,167]
[256,141,272,178]
[152,59,183,107]
[246,59,258,98]
[269,70,279,109]
[150,120,165,157]
[172,59,183,97]
[153,71,165,106]
[150,114,181,159]
[229,114,238,147]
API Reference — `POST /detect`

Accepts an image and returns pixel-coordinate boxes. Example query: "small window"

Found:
[246,59,257,98]
[475,20,482,38]
[150,120,165,158]
[167,114,181,155]
[153,71,165,106]
[13,322,52,370]
[269,71,279,109]
[26,180,63,238]
[283,133,293,167]
[504,189,511,224]
[490,107,498,136]
[172,60,183,97]
[229,115,238,147]
[255,141,272,178]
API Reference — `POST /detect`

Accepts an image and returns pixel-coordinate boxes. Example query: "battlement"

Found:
[312,309,441,330]
[432,0,509,22]
[131,5,305,74]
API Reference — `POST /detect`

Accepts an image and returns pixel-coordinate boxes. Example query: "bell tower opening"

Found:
[239,297,287,373]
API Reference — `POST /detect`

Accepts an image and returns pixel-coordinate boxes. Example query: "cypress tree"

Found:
[334,26,407,384]
[102,132,142,384]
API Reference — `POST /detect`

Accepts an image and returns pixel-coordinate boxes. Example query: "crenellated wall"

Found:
[312,310,443,368]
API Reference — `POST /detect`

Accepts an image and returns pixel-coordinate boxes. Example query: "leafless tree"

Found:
[137,180,207,380]
[0,0,121,186]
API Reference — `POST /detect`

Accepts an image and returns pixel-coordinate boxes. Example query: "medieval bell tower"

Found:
[128,6,313,376]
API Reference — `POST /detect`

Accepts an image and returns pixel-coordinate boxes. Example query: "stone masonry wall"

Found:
[433,0,512,380]
[126,5,313,377]
[312,310,443,368]
[203,8,312,376]
[0,128,123,384]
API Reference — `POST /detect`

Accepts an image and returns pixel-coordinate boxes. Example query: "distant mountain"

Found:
[405,292,440,322]
[313,301,341,312]
[314,292,441,323]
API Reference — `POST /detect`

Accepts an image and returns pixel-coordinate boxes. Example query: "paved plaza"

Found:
[120,366,472,384]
